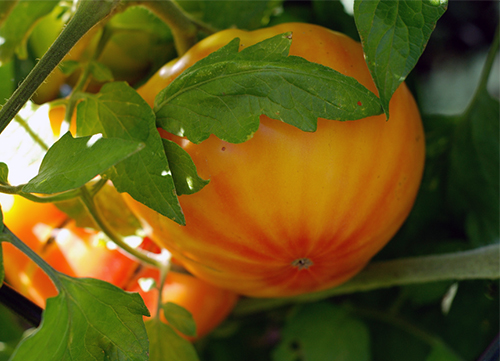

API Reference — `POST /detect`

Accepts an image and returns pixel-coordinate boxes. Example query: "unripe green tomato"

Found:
[129,23,425,297]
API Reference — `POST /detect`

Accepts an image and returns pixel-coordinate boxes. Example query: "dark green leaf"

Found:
[163,139,209,196]
[272,302,370,361]
[426,343,462,361]
[0,162,8,184]
[9,275,150,361]
[448,90,499,246]
[22,132,144,194]
[77,82,185,225]
[89,61,114,83]
[146,318,200,361]
[354,0,448,117]
[59,60,81,76]
[0,0,59,62]
[155,33,382,144]
[0,304,26,361]
[179,0,282,30]
[163,302,197,337]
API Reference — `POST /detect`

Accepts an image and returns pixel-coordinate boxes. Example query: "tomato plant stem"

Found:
[79,185,165,269]
[0,0,121,135]
[233,244,500,315]
[1,227,64,290]
[132,0,216,55]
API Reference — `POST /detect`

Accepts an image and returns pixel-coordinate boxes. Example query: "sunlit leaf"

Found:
[163,139,209,196]
[9,275,150,361]
[77,82,185,225]
[23,132,144,194]
[155,32,382,144]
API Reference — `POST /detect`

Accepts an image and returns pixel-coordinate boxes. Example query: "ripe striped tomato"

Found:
[128,22,426,297]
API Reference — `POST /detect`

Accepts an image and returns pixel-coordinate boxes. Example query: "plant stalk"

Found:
[233,244,500,315]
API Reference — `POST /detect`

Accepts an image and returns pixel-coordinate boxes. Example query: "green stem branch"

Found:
[133,0,216,55]
[1,227,63,290]
[0,0,121,135]
[79,185,164,269]
[233,244,500,315]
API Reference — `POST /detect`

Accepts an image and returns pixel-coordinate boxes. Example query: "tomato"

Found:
[1,196,238,338]
[127,23,426,297]
[125,267,238,340]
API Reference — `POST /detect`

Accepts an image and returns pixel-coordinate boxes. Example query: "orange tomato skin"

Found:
[129,23,426,298]
[1,195,138,307]
[126,268,238,340]
[2,196,238,338]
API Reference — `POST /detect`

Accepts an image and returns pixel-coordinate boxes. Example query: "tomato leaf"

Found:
[22,132,144,194]
[76,82,185,225]
[178,0,281,31]
[353,0,447,118]
[9,275,150,361]
[162,139,209,196]
[426,343,462,361]
[447,90,499,246]
[59,60,82,76]
[89,61,114,83]
[0,0,59,62]
[0,162,8,184]
[146,318,200,361]
[273,302,370,361]
[155,32,383,144]
[162,302,197,338]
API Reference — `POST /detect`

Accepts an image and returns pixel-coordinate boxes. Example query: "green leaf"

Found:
[353,0,448,117]
[0,162,8,184]
[179,0,282,31]
[22,132,144,194]
[76,81,185,225]
[163,302,197,338]
[0,0,59,62]
[89,61,114,83]
[163,139,209,196]
[59,60,81,76]
[146,318,200,361]
[9,275,150,361]
[447,90,500,246]
[155,33,382,144]
[272,302,370,361]
[426,343,463,361]
[0,304,26,361]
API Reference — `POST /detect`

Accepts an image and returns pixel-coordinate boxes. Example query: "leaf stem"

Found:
[155,255,172,320]
[233,244,500,315]
[79,185,164,269]
[0,183,82,203]
[132,0,216,55]
[1,227,63,290]
[0,0,121,135]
